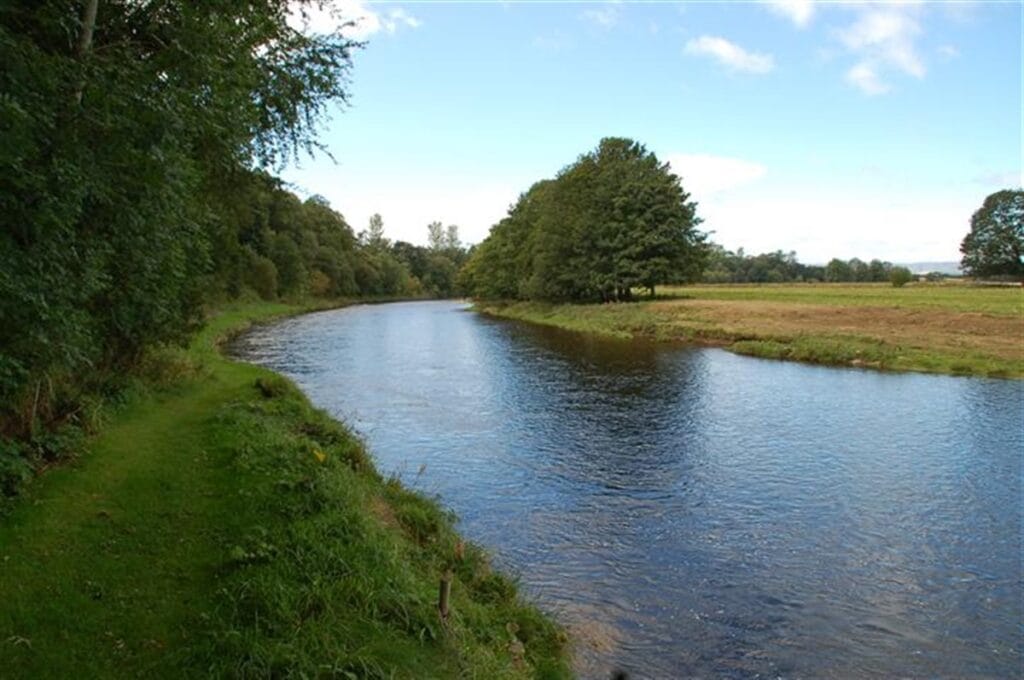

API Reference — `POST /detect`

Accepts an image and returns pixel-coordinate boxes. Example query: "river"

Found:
[232,300,1022,678]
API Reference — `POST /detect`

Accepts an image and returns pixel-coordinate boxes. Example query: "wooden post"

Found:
[438,570,452,619]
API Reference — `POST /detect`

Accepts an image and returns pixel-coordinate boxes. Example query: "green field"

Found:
[479,282,1024,378]
[659,282,1023,315]
[0,301,568,678]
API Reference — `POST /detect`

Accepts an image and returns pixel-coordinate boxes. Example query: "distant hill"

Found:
[899,261,962,276]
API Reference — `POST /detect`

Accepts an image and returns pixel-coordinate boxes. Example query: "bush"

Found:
[248,254,279,300]
[890,266,913,287]
[0,437,33,497]
[308,270,331,297]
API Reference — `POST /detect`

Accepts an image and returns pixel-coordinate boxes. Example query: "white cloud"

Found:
[846,62,890,95]
[684,36,775,74]
[835,4,926,95]
[839,7,925,77]
[937,44,959,59]
[764,0,816,28]
[662,150,972,261]
[385,9,421,33]
[582,2,621,29]
[702,192,977,262]
[288,1,420,40]
[665,154,768,200]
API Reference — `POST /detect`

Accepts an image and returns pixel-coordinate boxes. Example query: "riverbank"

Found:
[0,300,569,678]
[477,283,1023,378]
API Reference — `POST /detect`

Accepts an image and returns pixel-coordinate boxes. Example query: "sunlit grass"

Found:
[479,282,1024,378]
[658,282,1023,316]
[0,300,569,678]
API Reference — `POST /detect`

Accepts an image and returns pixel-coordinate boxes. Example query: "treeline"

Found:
[0,1,473,483]
[0,1,471,489]
[460,137,706,302]
[458,136,920,301]
[702,246,915,284]
[3,0,354,445]
[208,170,467,302]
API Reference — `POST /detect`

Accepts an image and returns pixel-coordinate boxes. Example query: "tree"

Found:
[423,254,457,297]
[361,213,389,250]
[960,190,1024,279]
[868,259,889,282]
[459,182,555,300]
[268,233,306,296]
[825,259,852,282]
[427,221,445,251]
[890,266,913,288]
[848,257,869,282]
[0,0,360,436]
[445,224,461,252]
[463,138,704,302]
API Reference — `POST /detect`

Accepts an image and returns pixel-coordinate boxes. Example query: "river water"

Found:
[232,300,1022,678]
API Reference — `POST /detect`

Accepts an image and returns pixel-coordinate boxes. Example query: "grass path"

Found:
[1,376,244,675]
[1,301,569,678]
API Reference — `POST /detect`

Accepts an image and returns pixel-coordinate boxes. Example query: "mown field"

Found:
[0,302,568,679]
[479,283,1023,378]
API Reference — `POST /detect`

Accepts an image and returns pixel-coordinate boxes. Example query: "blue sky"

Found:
[284,1,1022,263]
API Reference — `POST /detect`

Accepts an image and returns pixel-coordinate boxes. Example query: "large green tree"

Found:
[960,189,1024,279]
[0,0,359,435]
[463,138,705,302]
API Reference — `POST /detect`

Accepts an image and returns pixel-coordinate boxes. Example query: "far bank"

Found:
[476,283,1023,379]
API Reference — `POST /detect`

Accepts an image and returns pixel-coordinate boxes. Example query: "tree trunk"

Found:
[73,0,99,105]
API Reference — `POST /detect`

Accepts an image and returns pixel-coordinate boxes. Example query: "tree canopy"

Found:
[0,0,361,438]
[960,189,1024,280]
[461,138,705,302]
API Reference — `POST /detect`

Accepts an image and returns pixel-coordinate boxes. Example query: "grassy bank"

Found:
[478,283,1023,378]
[0,301,569,678]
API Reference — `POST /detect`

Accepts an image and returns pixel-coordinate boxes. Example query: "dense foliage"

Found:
[461,138,706,302]
[889,266,913,288]
[703,247,821,283]
[0,0,362,440]
[702,247,909,284]
[393,221,470,299]
[0,5,567,670]
[201,172,454,301]
[0,3,476,496]
[960,189,1024,280]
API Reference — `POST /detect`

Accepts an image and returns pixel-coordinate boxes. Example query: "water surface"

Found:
[233,301,1022,678]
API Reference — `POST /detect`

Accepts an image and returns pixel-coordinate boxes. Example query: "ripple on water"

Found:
[232,301,1024,679]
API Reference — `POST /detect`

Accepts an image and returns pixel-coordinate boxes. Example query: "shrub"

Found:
[308,269,331,297]
[890,266,913,287]
[248,255,279,300]
[0,437,33,497]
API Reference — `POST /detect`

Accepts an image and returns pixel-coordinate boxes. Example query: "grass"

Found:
[660,282,1023,315]
[478,282,1024,379]
[0,300,569,678]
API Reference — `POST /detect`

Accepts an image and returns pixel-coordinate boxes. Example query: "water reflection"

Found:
[232,301,1023,679]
